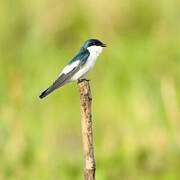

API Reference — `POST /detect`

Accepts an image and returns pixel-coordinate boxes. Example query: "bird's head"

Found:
[83,39,106,55]
[83,39,106,49]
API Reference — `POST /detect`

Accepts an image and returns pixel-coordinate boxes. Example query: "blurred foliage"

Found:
[0,0,180,179]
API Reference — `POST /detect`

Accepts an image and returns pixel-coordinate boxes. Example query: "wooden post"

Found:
[78,79,96,180]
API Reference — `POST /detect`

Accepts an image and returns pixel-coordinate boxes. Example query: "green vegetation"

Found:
[0,0,180,179]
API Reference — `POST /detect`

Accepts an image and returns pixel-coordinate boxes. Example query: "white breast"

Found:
[70,46,103,81]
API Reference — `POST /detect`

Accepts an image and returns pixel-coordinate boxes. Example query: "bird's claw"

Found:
[77,79,90,83]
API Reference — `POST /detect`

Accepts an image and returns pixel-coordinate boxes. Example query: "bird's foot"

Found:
[77,78,90,83]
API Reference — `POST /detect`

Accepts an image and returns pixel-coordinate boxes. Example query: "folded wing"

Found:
[39,49,90,99]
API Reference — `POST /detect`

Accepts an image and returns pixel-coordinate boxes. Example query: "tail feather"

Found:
[39,79,66,99]
[39,87,54,99]
[39,73,70,99]
[39,82,61,98]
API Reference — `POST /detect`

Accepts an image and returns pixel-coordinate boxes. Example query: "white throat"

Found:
[87,45,103,57]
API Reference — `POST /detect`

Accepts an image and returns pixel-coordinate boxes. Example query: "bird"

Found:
[39,39,106,99]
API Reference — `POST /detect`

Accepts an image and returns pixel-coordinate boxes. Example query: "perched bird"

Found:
[39,39,106,99]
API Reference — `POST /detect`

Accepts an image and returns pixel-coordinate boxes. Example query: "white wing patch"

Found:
[59,60,80,76]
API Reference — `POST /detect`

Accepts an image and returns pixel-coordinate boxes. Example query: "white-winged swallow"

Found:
[39,39,106,99]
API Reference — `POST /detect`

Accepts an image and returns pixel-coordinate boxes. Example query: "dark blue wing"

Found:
[39,49,90,99]
[68,48,90,66]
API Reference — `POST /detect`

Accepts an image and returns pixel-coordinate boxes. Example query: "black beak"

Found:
[101,43,107,47]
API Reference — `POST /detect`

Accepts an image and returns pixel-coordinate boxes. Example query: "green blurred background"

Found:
[0,0,180,179]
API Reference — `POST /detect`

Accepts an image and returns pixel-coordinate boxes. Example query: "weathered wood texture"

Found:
[78,80,96,180]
